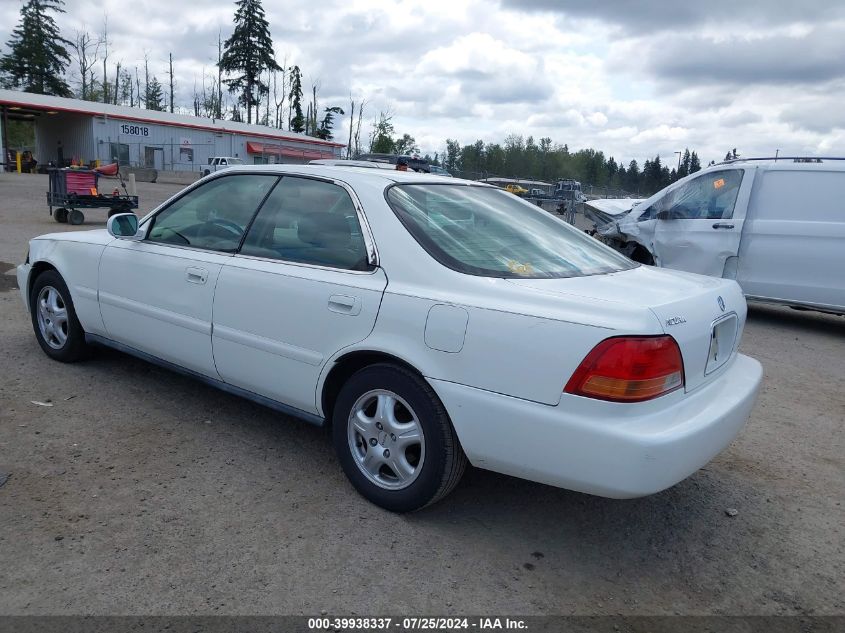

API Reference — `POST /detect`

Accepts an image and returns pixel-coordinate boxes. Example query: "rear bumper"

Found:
[430,353,763,498]
[16,263,31,312]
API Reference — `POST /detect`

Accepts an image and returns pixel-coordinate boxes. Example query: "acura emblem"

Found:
[717,296,726,311]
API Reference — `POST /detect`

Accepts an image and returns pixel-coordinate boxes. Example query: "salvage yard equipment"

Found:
[47,166,138,225]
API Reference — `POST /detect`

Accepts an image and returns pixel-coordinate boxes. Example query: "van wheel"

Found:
[332,363,467,512]
[630,244,655,265]
[29,270,89,362]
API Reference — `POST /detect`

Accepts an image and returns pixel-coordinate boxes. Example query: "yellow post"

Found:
[15,151,21,173]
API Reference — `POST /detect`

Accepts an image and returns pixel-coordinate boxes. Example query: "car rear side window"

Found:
[147,174,277,252]
[239,177,371,271]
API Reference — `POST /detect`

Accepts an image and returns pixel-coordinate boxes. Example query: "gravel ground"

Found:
[0,172,842,616]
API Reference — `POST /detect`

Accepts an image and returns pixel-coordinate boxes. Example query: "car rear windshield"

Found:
[386,184,636,278]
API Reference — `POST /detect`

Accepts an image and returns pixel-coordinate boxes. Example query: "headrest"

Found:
[297,212,352,249]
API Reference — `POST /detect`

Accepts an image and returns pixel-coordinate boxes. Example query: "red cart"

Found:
[47,166,139,225]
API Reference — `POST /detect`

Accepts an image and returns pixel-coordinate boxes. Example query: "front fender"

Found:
[26,237,109,336]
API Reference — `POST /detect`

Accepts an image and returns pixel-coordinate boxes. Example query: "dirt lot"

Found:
[0,172,842,616]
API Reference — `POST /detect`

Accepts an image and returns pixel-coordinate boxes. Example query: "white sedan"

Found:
[16,165,763,512]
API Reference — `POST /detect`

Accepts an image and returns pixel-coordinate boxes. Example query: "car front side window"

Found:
[239,176,371,271]
[146,174,278,252]
[655,170,744,220]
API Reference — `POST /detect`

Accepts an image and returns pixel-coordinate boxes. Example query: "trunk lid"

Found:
[506,265,747,392]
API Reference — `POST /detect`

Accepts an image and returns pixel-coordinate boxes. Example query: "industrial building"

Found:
[0,88,344,173]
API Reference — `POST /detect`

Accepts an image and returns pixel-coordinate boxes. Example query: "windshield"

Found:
[386,184,636,278]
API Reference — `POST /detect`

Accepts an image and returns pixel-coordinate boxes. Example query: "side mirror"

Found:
[107,213,142,240]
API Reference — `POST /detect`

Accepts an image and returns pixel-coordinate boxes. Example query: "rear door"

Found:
[212,175,386,415]
[649,168,751,277]
[98,173,278,377]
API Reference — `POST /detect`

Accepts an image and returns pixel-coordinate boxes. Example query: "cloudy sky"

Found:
[2,0,845,166]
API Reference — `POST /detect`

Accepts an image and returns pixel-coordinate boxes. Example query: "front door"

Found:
[211,175,386,415]
[649,169,749,277]
[98,173,279,377]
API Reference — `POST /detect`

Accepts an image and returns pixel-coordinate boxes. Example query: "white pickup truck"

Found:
[203,156,244,176]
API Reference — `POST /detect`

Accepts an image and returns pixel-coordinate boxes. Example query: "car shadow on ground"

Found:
[85,344,766,577]
[746,302,844,336]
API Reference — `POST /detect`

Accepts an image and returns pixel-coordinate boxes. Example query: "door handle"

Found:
[185,266,208,284]
[328,294,361,316]
[712,222,735,229]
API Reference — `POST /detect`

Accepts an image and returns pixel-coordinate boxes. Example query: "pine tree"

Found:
[218,0,281,124]
[678,148,691,179]
[0,0,72,96]
[288,65,304,132]
[316,106,344,140]
[689,151,702,173]
[145,76,164,111]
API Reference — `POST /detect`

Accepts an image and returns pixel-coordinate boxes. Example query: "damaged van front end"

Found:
[584,166,752,275]
[583,197,653,263]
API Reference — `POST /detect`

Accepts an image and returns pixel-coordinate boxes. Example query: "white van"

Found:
[587,158,845,314]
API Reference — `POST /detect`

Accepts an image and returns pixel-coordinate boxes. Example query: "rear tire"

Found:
[54,207,68,223]
[29,270,89,362]
[332,363,467,512]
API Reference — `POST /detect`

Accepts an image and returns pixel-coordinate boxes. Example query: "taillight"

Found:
[564,335,684,402]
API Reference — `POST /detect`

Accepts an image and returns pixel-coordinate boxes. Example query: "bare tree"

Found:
[113,60,120,105]
[346,96,355,158]
[72,30,99,100]
[216,30,224,119]
[101,13,110,103]
[273,55,287,128]
[304,81,320,136]
[353,99,365,157]
[143,52,150,109]
[168,52,175,113]
[134,65,141,108]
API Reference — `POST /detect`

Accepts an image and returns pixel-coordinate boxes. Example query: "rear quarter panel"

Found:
[327,288,660,407]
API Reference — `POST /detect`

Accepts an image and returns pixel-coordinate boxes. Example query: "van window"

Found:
[643,169,743,221]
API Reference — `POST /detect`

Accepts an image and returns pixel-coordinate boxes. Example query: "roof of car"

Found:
[223,163,475,186]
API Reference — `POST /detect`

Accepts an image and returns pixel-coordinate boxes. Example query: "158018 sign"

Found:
[119,123,150,137]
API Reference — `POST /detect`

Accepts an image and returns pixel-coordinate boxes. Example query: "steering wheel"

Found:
[206,218,243,236]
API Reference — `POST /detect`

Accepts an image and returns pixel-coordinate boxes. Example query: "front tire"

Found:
[29,270,88,362]
[332,363,467,512]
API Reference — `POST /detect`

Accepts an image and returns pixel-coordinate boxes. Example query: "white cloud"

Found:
[1,0,843,164]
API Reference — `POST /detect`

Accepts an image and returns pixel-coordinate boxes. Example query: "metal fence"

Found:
[448,168,640,199]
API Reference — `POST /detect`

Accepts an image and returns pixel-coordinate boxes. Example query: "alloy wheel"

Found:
[36,285,69,349]
[347,389,426,490]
